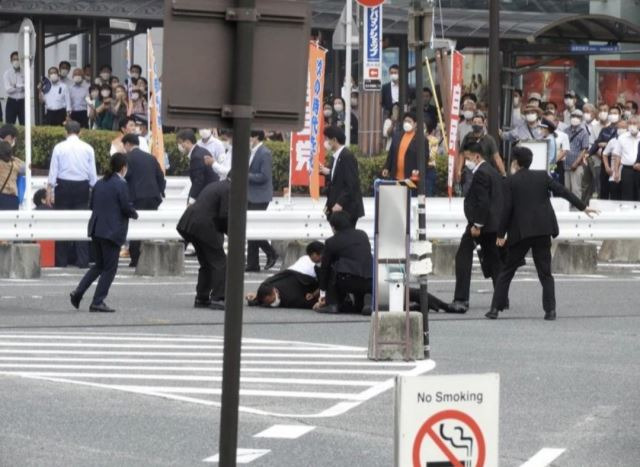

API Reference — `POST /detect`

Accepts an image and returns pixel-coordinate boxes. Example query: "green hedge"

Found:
[13,126,449,196]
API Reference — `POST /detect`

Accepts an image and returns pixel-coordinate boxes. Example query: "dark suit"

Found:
[177,180,230,302]
[384,130,429,180]
[252,270,318,309]
[381,82,396,117]
[491,169,587,313]
[75,175,138,306]
[454,161,504,303]
[319,228,372,313]
[189,145,218,200]
[125,147,166,266]
[325,147,365,226]
[247,143,276,270]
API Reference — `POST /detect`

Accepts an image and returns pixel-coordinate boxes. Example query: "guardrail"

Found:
[1,208,638,241]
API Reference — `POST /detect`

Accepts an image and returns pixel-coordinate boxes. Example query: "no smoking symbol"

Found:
[412,409,486,467]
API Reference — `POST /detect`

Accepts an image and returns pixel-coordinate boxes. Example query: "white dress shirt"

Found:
[3,67,25,99]
[288,255,317,278]
[198,136,230,179]
[613,132,640,166]
[48,135,98,187]
[555,130,570,153]
[69,82,90,111]
[44,82,71,112]
[390,82,399,103]
[249,142,263,167]
[331,145,345,180]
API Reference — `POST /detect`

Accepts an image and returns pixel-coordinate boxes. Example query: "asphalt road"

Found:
[0,258,639,466]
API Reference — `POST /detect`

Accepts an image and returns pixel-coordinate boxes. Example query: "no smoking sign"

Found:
[395,374,499,467]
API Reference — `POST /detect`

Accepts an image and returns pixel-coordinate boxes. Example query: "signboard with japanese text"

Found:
[363,5,383,91]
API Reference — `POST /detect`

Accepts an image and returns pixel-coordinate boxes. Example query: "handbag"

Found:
[0,159,15,195]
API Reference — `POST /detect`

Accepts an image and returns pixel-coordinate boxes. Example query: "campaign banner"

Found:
[290,42,327,199]
[448,51,464,198]
[147,32,165,172]
[363,5,383,91]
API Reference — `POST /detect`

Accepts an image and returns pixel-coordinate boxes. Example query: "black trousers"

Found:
[54,179,90,267]
[409,288,449,312]
[599,159,612,200]
[70,110,89,128]
[75,237,120,306]
[454,226,502,302]
[128,197,161,267]
[187,234,227,301]
[5,97,25,125]
[492,235,554,313]
[247,202,276,270]
[620,166,639,201]
[45,108,67,126]
[326,270,371,313]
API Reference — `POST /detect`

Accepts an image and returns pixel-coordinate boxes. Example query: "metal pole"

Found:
[488,0,500,141]
[218,1,256,466]
[91,20,98,79]
[345,0,352,146]
[23,25,33,212]
[412,0,430,359]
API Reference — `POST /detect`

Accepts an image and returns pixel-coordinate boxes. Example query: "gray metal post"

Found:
[218,1,256,465]
[412,0,430,359]
[488,0,500,141]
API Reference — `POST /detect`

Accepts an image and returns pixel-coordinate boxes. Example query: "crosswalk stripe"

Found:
[0,342,363,351]
[0,350,374,358]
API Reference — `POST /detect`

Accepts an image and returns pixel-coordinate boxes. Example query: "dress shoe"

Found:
[69,291,81,310]
[361,306,372,316]
[485,308,500,319]
[315,304,341,314]
[89,303,115,313]
[544,310,556,321]
[446,302,468,314]
[194,298,211,309]
[128,261,137,268]
[245,266,260,273]
[209,300,226,310]
[264,254,279,271]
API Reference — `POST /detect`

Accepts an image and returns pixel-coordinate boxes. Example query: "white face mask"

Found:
[199,129,212,140]
[609,114,620,123]
[624,110,632,119]
[49,74,59,83]
[564,98,575,107]
[73,75,83,84]
[90,91,99,99]
[570,117,582,127]
[131,92,140,101]
[465,159,477,171]
[323,109,332,117]
[323,140,332,152]
[403,121,414,132]
[100,90,110,98]
[269,292,281,308]
[463,110,474,120]
[390,73,399,82]
[131,72,140,79]
[334,104,344,113]
[525,113,538,123]
[513,97,520,106]
[177,143,186,154]
[60,69,69,77]
[598,111,609,122]
[11,60,20,70]
[629,125,639,136]
[584,113,593,123]
[617,128,627,136]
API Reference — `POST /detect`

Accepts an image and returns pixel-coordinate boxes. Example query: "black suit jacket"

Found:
[500,169,587,244]
[88,175,138,246]
[260,270,318,309]
[464,161,504,233]
[325,147,365,220]
[177,179,230,246]
[319,228,372,291]
[384,130,429,180]
[189,145,219,200]
[125,148,166,203]
[381,83,394,115]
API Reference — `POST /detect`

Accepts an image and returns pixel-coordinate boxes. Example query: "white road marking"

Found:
[0,350,373,358]
[0,342,364,351]
[203,448,270,464]
[254,424,315,439]
[520,448,566,467]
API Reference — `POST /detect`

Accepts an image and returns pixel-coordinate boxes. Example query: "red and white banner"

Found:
[447,51,464,198]
[290,42,327,199]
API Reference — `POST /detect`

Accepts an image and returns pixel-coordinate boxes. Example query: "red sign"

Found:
[357,0,385,6]
[448,51,464,198]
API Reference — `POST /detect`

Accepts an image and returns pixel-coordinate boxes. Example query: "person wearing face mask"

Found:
[527,91,542,109]
[457,100,477,145]
[612,116,640,201]
[0,140,25,210]
[543,111,569,184]
[449,141,504,314]
[381,112,428,183]
[333,96,358,145]
[70,153,139,313]
[109,84,128,131]
[323,102,335,126]
[246,130,278,272]
[95,85,115,130]
[83,65,93,85]
[511,89,524,127]
[459,113,505,192]
[320,126,364,227]
[129,86,148,121]
[58,61,73,87]
[0,124,18,148]
[86,85,100,129]
[38,66,71,126]
[562,90,578,125]
[563,109,590,202]
[95,65,112,87]
[382,103,402,151]
[603,120,626,200]
[502,104,544,144]
[579,103,601,203]
[587,104,617,200]
[176,129,217,203]
[624,100,638,121]
[381,64,400,117]
[197,128,229,180]
[128,64,142,86]
[3,51,25,125]
[68,68,90,128]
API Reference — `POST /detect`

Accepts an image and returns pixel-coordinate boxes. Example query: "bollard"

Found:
[135,240,185,277]
[0,243,41,279]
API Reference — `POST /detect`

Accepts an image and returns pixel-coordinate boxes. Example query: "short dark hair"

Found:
[256,283,275,305]
[106,153,128,179]
[99,64,112,72]
[33,188,47,207]
[626,100,638,112]
[323,126,346,145]
[64,120,81,135]
[130,64,142,73]
[329,211,352,232]
[119,116,136,131]
[545,101,558,110]
[306,241,324,256]
[59,60,71,69]
[121,133,140,146]
[403,111,417,123]
[10,51,18,60]
[251,130,265,141]
[0,124,18,139]
[176,128,197,144]
[513,146,533,169]
[389,64,399,71]
[423,87,433,95]
[0,141,12,162]
[462,93,478,103]
[462,141,483,155]
[513,89,523,97]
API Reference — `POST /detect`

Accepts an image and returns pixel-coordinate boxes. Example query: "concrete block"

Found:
[0,243,41,279]
[368,311,426,361]
[431,241,459,276]
[551,241,597,274]
[598,240,640,263]
[135,241,184,277]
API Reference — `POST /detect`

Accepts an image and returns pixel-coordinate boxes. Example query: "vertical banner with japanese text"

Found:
[363,5,383,91]
[290,42,327,200]
[447,51,464,198]
[147,32,165,172]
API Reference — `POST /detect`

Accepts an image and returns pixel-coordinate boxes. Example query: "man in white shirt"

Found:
[39,66,71,126]
[68,68,90,128]
[47,121,98,267]
[381,64,400,118]
[3,51,25,125]
[197,129,230,180]
[58,61,73,88]
[612,116,640,201]
[603,120,626,200]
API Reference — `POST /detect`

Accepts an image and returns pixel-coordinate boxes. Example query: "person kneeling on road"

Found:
[314,211,372,315]
[246,241,324,309]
